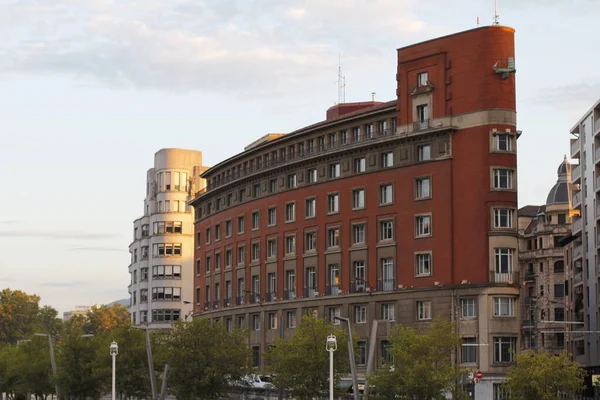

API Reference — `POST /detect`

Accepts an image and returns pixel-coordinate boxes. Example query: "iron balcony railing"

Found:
[235,295,244,306]
[326,285,341,296]
[377,279,395,291]
[249,293,261,304]
[224,297,232,307]
[284,289,296,300]
[265,291,277,302]
[303,286,318,298]
[213,300,220,309]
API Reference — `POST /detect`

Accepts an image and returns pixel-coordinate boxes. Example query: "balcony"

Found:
[574,272,583,284]
[326,285,341,296]
[412,119,430,132]
[596,147,600,164]
[235,295,244,306]
[224,297,232,307]
[573,244,583,260]
[213,300,220,309]
[573,190,582,208]
[284,289,296,300]
[265,291,277,302]
[571,137,581,159]
[522,319,535,328]
[350,282,367,293]
[377,279,395,292]
[303,287,318,298]
[489,270,519,284]
[572,217,583,234]
[572,165,581,184]
[523,271,536,282]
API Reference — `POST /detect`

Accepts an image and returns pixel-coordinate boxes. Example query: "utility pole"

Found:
[334,316,359,400]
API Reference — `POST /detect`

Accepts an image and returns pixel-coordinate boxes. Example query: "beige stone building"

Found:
[518,158,573,354]
[128,148,207,328]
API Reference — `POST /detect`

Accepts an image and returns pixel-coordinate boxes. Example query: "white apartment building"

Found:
[128,148,206,328]
[568,99,600,370]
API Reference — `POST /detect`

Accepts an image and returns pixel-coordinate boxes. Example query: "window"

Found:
[285,203,295,222]
[238,189,245,203]
[237,246,245,265]
[382,303,395,321]
[286,270,296,299]
[417,104,428,122]
[380,184,393,205]
[152,287,182,301]
[224,220,232,237]
[380,220,394,241]
[329,163,341,178]
[416,177,431,199]
[381,340,393,364]
[253,314,261,331]
[381,152,393,168]
[461,298,477,318]
[328,193,340,214]
[308,168,317,184]
[357,341,367,365]
[269,179,277,193]
[205,228,211,244]
[205,255,211,273]
[328,228,340,248]
[493,133,512,152]
[353,224,365,244]
[494,209,513,228]
[329,307,341,324]
[353,189,365,209]
[555,307,565,322]
[226,193,233,207]
[493,337,516,363]
[253,183,260,198]
[417,300,431,320]
[152,309,181,323]
[493,169,514,189]
[380,258,394,291]
[252,346,260,367]
[267,207,277,226]
[267,273,276,299]
[252,211,260,229]
[237,215,245,233]
[215,252,222,271]
[141,267,148,281]
[305,232,316,252]
[287,173,297,189]
[417,71,428,87]
[415,215,431,237]
[417,144,431,161]
[354,157,366,173]
[493,383,511,400]
[494,297,515,317]
[378,120,388,135]
[328,264,340,294]
[462,337,477,364]
[285,236,296,255]
[558,213,567,224]
[554,284,565,298]
[152,243,182,257]
[415,253,431,276]
[306,267,317,294]
[494,248,514,274]
[341,130,348,144]
[267,238,277,258]
[554,260,564,273]
[152,265,182,279]
[354,305,367,323]
[214,224,221,241]
[365,123,374,139]
[305,198,316,218]
[329,132,337,147]
[250,242,261,262]
[352,126,361,142]
[287,311,297,328]
[269,313,278,330]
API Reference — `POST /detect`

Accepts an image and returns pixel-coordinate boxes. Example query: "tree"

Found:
[0,288,41,345]
[92,326,151,400]
[504,350,586,400]
[12,338,55,400]
[163,318,250,400]
[369,318,466,400]
[265,315,354,400]
[36,305,63,337]
[84,304,130,334]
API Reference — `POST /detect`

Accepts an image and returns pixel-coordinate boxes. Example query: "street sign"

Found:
[476,370,483,380]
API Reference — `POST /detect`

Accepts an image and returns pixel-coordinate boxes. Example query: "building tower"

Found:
[190,25,519,399]
[518,158,573,355]
[128,148,207,328]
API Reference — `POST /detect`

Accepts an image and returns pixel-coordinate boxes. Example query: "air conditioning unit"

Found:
[461,280,469,284]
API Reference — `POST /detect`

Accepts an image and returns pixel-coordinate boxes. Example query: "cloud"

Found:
[0,0,435,97]
[66,246,128,252]
[0,230,120,240]
[41,281,90,288]
[0,220,19,225]
[535,80,600,114]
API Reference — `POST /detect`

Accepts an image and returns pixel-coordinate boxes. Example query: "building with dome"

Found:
[518,157,574,355]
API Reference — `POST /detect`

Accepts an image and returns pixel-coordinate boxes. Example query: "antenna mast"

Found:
[493,0,500,25]
[337,53,346,104]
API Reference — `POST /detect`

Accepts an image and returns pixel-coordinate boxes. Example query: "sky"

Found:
[0,0,598,314]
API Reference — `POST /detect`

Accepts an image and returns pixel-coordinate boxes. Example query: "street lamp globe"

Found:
[110,341,118,356]
[326,334,337,352]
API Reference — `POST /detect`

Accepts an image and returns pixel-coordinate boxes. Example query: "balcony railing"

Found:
[572,165,581,182]
[573,244,583,259]
[213,300,220,309]
[571,137,581,158]
[303,287,318,298]
[596,147,600,163]
[377,279,395,291]
[574,272,583,284]
[224,297,232,307]
[326,285,341,296]
[350,282,367,293]
[489,270,519,284]
[522,319,535,328]
[523,272,536,281]
[573,217,583,233]
[573,191,582,206]
[265,291,277,302]
[248,293,261,304]
[235,295,244,306]
[412,119,430,132]
[284,289,296,300]
[203,303,210,311]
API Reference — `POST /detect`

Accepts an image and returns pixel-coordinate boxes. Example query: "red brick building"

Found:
[190,25,519,398]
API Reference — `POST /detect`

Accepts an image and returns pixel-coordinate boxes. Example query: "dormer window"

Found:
[417,72,428,87]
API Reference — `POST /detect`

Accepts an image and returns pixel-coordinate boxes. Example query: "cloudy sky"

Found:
[0,0,598,314]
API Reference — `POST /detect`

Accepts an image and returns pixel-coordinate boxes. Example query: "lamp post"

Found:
[326,334,337,400]
[34,333,59,400]
[110,341,118,400]
[334,316,359,400]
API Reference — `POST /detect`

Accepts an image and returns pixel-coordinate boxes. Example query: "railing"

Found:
[596,203,600,217]
[573,217,583,233]
[203,303,210,311]
[265,291,277,302]
[213,300,220,309]
[522,319,535,328]
[573,191,582,206]
[574,272,583,284]
[377,279,395,291]
[573,244,583,259]
[572,165,581,182]
[249,293,261,304]
[303,287,318,298]
[326,285,341,296]
[235,295,244,306]
[284,289,296,300]
[571,138,581,157]
[350,282,367,293]
[489,270,519,284]
[193,123,451,199]
[224,297,232,307]
[523,272,536,281]
[412,119,430,132]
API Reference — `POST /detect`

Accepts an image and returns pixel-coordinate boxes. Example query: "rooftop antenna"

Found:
[477,16,480,26]
[493,0,500,25]
[337,53,346,104]
[371,92,376,102]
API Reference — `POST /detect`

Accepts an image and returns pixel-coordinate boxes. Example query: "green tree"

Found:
[13,338,55,400]
[163,318,250,400]
[84,304,130,334]
[93,326,151,400]
[504,350,586,400]
[0,344,23,398]
[265,315,354,400]
[36,305,63,337]
[0,288,41,345]
[369,318,466,400]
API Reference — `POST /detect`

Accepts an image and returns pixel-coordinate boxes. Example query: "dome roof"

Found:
[546,156,572,205]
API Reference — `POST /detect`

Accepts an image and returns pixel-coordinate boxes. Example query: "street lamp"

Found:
[326,334,337,400]
[110,341,118,400]
[34,333,59,400]
[334,316,359,400]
